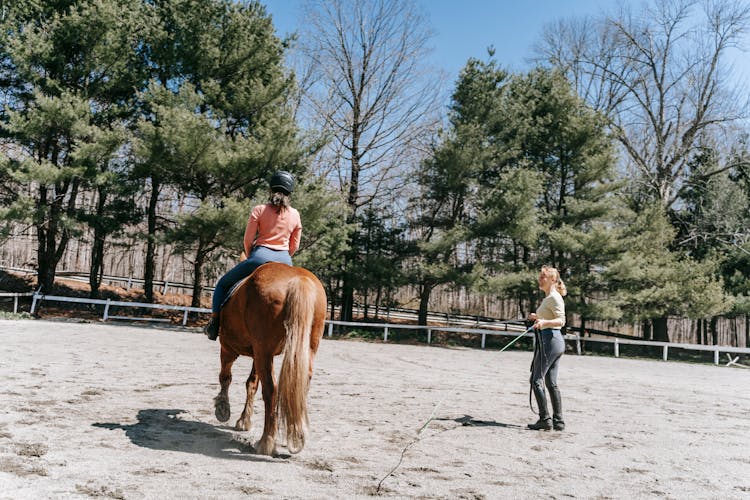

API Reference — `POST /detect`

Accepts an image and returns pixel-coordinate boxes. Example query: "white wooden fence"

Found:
[0,292,34,314]
[28,293,207,326]
[4,291,745,367]
[1,265,498,327]
[1,265,196,295]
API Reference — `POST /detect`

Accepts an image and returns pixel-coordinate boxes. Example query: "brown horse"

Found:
[212,262,326,456]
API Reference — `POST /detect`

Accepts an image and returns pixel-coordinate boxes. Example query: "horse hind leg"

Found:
[255,355,277,456]
[235,363,259,431]
[214,347,238,423]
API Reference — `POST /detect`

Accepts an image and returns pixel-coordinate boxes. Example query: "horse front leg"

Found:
[235,363,259,431]
[214,347,238,423]
[255,355,277,456]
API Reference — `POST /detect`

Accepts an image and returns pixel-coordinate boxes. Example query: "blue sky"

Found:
[264,0,750,85]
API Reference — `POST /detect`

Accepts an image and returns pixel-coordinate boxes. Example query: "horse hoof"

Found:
[256,436,276,456]
[235,417,250,431]
[214,397,230,423]
[287,433,305,454]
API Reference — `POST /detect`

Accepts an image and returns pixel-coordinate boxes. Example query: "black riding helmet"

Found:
[269,170,295,195]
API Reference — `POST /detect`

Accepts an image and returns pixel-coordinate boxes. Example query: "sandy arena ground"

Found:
[1,319,749,499]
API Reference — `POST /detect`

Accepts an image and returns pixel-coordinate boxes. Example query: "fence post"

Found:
[103,299,111,321]
[481,333,486,349]
[427,329,431,345]
[383,327,389,342]
[327,322,333,337]
[575,335,581,355]
[30,293,39,314]
[162,281,169,295]
[614,338,619,358]
[662,345,668,361]
[182,309,188,326]
[13,295,18,314]
[714,347,719,365]
[127,277,132,289]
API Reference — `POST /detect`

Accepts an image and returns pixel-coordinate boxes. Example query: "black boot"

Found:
[204,314,219,341]
[527,417,552,430]
[550,386,565,431]
[528,382,552,430]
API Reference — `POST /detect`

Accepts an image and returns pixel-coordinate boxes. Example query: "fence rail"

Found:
[0,292,35,314]
[3,265,748,347]
[11,292,748,367]
[29,293,208,326]
[1,265,201,295]
[1,265,502,328]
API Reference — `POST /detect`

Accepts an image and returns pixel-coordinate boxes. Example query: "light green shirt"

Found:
[536,290,566,326]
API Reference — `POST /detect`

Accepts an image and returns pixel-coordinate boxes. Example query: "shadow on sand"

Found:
[93,409,289,461]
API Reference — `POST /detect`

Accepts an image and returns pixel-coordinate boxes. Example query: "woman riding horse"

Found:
[213,261,326,456]
[204,171,302,340]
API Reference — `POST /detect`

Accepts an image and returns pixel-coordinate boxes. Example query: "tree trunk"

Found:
[339,115,361,323]
[36,180,73,293]
[89,189,108,299]
[144,178,160,302]
[652,316,669,342]
[374,286,382,320]
[190,244,207,309]
[710,316,718,345]
[340,276,354,322]
[36,185,52,292]
[362,286,369,320]
[327,277,339,323]
[89,233,106,299]
[642,320,652,340]
[339,229,358,322]
[417,282,434,326]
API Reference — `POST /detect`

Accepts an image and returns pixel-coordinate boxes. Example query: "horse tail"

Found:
[277,275,315,454]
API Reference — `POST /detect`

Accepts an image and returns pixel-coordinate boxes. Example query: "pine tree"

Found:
[409,57,508,325]
[474,68,627,327]
[0,0,145,292]
[606,205,730,341]
[134,0,303,305]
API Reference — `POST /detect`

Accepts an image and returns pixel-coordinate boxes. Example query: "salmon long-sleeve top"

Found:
[243,203,302,257]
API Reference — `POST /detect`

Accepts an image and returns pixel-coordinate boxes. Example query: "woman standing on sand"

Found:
[526,265,567,431]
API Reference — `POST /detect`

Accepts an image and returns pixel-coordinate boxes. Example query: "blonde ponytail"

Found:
[541,265,568,297]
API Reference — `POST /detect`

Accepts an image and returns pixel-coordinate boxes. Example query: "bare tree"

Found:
[298,0,442,207]
[297,0,443,320]
[536,0,750,208]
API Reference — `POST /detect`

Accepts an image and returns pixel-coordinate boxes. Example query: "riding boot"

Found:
[528,383,552,430]
[549,387,565,431]
[204,313,220,341]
